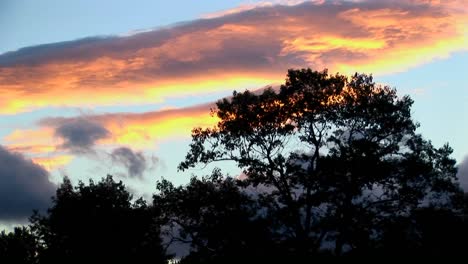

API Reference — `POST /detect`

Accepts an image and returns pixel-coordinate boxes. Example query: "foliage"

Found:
[30,175,167,264]
[154,169,279,263]
[0,68,465,261]
[179,68,463,255]
[0,227,39,264]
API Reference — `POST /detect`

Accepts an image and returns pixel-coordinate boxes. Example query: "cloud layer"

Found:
[0,0,466,113]
[0,146,55,220]
[4,103,217,169]
[39,102,217,148]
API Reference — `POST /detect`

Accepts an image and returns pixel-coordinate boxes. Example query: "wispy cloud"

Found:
[5,129,73,170]
[0,0,466,113]
[3,103,217,168]
[111,147,151,178]
[31,155,74,171]
[39,102,217,148]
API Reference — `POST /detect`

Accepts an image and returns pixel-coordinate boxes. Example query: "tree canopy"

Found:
[0,69,465,263]
[154,169,278,263]
[29,175,167,264]
[0,227,38,264]
[179,68,464,256]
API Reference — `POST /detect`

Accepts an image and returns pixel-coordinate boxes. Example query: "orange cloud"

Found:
[4,127,73,169]
[5,128,58,152]
[94,103,219,148]
[4,103,218,159]
[3,103,219,169]
[32,155,74,170]
[0,0,466,114]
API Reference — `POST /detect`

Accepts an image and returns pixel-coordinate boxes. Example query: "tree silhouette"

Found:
[0,227,39,264]
[179,68,463,256]
[30,175,167,263]
[154,169,279,263]
[1,68,465,261]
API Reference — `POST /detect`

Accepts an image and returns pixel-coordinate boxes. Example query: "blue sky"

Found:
[379,51,468,162]
[1,0,467,226]
[1,0,247,54]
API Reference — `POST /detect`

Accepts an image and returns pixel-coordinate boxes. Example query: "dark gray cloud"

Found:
[111,147,150,178]
[457,155,468,191]
[0,146,55,221]
[55,118,111,153]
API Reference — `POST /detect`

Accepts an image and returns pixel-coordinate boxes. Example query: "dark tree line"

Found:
[1,69,467,263]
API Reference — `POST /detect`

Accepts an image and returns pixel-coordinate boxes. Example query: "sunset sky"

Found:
[1,0,467,227]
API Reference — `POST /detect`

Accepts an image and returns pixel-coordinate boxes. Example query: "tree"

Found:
[179,68,463,255]
[30,175,167,263]
[0,227,39,264]
[154,169,278,263]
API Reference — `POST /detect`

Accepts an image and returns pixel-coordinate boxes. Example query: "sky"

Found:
[1,0,468,227]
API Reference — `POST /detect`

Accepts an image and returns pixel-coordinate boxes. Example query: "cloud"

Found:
[111,147,149,178]
[40,102,217,149]
[0,0,466,113]
[457,155,468,191]
[2,102,217,169]
[54,118,111,154]
[31,155,74,171]
[4,128,74,170]
[0,145,55,221]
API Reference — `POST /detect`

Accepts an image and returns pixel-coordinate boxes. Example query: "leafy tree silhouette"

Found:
[1,68,465,262]
[0,227,39,264]
[179,68,463,256]
[30,175,167,263]
[154,169,281,263]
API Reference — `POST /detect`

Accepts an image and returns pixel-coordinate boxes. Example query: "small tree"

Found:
[179,69,462,255]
